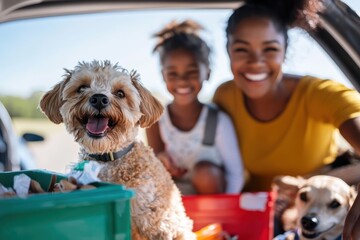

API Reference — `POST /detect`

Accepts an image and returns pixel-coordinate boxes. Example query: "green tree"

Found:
[0,91,46,119]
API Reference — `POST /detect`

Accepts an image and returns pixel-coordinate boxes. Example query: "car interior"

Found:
[0,0,359,238]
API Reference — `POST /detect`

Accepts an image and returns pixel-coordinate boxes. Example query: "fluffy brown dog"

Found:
[273,175,356,240]
[40,60,195,240]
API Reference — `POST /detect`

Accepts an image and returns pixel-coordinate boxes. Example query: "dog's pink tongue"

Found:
[86,118,109,134]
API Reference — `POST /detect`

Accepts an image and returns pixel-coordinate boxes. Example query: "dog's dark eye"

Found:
[77,85,89,93]
[299,192,308,202]
[329,200,341,209]
[116,90,125,98]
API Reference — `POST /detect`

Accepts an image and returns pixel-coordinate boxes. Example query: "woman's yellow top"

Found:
[213,76,360,191]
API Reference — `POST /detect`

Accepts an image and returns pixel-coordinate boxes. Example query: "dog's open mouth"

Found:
[84,115,115,138]
[301,223,335,239]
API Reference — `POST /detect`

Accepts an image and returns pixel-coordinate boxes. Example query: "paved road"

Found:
[29,129,78,173]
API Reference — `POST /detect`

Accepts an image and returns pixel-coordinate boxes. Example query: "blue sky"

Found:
[0,1,359,102]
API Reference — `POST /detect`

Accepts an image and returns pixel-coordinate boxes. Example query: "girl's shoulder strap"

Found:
[202,104,219,146]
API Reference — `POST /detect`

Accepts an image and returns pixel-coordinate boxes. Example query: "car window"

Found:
[342,0,360,13]
[0,9,357,100]
[0,6,358,172]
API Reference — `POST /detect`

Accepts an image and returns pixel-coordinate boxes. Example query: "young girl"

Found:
[146,20,244,195]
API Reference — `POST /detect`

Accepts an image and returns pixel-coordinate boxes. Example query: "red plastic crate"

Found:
[182,191,275,240]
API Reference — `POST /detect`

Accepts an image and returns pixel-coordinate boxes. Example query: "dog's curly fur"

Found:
[40,60,195,240]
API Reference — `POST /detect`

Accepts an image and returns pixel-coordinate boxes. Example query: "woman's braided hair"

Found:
[226,0,324,50]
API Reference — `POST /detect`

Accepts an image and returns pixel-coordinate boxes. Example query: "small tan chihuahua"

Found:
[273,175,356,240]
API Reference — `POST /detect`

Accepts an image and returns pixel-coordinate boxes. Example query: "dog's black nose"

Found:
[301,214,319,230]
[89,94,109,110]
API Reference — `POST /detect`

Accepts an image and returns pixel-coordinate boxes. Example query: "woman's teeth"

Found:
[244,73,268,81]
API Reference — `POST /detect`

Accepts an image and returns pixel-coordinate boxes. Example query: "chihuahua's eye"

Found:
[299,192,308,202]
[329,200,341,209]
[77,85,89,93]
[116,90,125,98]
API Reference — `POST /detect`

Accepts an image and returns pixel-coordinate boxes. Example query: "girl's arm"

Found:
[216,111,245,193]
[146,122,164,154]
[146,121,187,177]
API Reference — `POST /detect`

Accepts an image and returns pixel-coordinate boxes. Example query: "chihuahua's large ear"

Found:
[349,185,357,206]
[39,73,70,124]
[272,175,304,193]
[130,71,164,128]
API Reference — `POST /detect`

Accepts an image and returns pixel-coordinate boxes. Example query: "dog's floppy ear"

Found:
[130,71,164,128]
[39,72,70,124]
[349,185,357,206]
[272,175,304,189]
[272,175,304,196]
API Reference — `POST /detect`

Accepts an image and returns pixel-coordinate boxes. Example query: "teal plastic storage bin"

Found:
[0,170,134,240]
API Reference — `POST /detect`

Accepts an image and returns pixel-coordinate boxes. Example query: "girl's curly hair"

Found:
[153,19,211,66]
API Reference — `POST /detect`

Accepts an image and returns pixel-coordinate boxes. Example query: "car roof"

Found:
[0,0,241,23]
